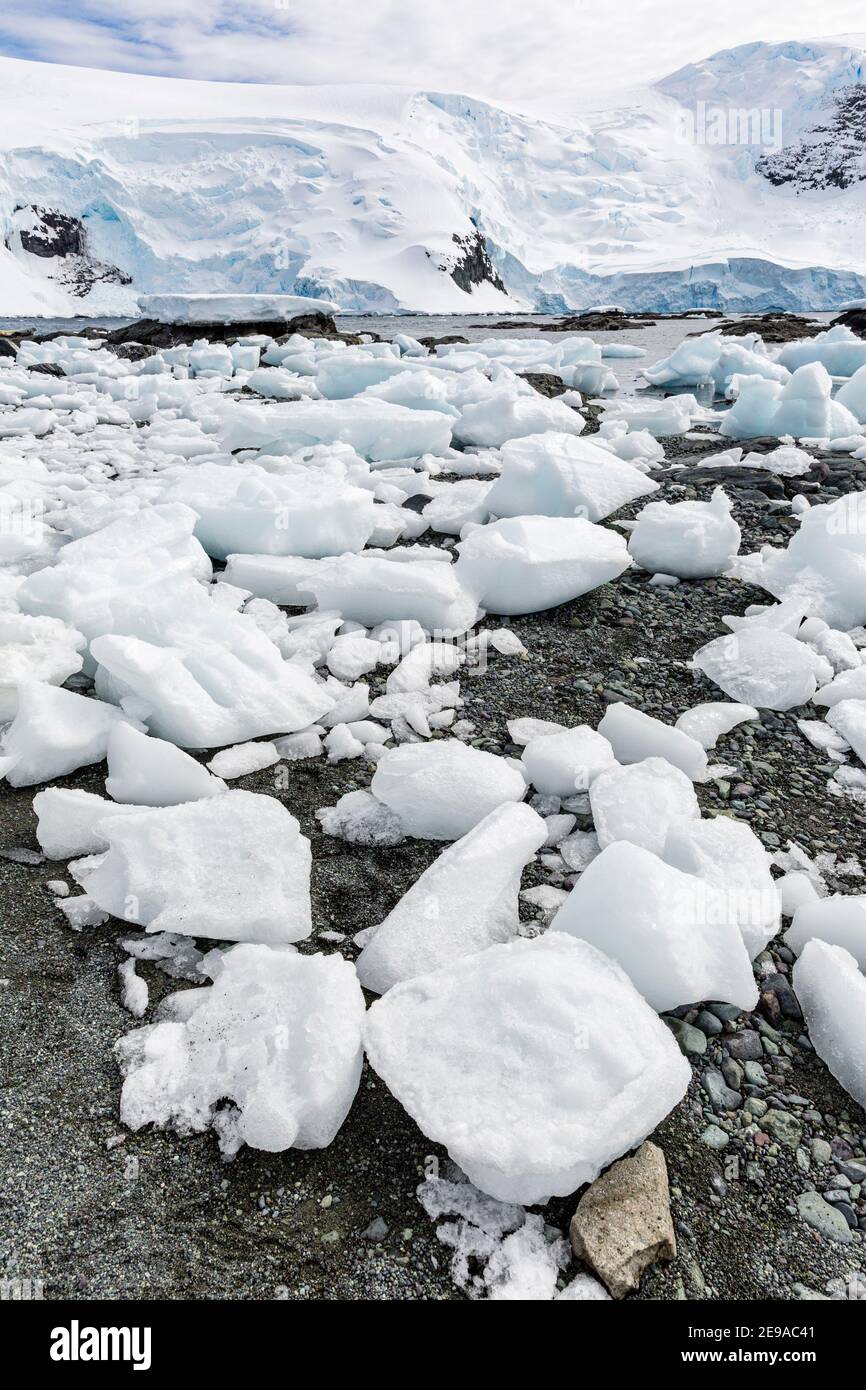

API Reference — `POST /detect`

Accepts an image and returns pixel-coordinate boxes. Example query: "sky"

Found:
[3,1,866,105]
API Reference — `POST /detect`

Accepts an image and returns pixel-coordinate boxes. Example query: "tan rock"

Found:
[569,1141,676,1298]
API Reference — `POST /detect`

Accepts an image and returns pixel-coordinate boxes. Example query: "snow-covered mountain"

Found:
[4,40,866,316]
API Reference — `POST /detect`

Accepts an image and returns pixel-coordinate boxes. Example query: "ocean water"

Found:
[0,310,839,401]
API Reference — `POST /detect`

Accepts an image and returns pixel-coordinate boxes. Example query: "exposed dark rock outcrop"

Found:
[6,205,132,296]
[102,310,343,350]
[831,307,866,338]
[757,85,866,190]
[417,334,469,349]
[689,312,825,342]
[448,230,506,294]
[475,309,657,332]
[520,371,568,398]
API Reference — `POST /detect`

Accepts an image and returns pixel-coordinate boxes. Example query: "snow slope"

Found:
[4,40,866,316]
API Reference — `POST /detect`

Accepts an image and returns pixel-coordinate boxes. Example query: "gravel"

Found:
[1,406,865,1300]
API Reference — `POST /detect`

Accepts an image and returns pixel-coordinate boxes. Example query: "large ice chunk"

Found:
[34,787,151,859]
[1,682,142,787]
[168,461,376,561]
[220,398,452,462]
[521,725,616,797]
[793,940,866,1109]
[598,703,707,781]
[692,627,821,710]
[663,816,780,958]
[551,841,759,1012]
[0,613,85,721]
[305,554,478,634]
[115,944,365,1155]
[17,504,212,655]
[454,393,585,449]
[784,895,866,971]
[105,723,226,806]
[484,432,657,522]
[456,516,631,616]
[674,701,759,749]
[589,757,699,855]
[364,933,690,1204]
[719,363,860,442]
[356,803,546,992]
[82,790,312,944]
[628,488,740,579]
[91,581,332,748]
[371,740,526,840]
[775,325,866,377]
[756,491,866,630]
[826,700,866,766]
[221,554,319,606]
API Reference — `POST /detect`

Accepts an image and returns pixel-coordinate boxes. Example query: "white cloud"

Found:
[1,0,866,108]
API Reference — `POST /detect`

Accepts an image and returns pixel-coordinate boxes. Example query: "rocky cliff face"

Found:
[5,204,132,298]
[447,230,506,295]
[757,86,866,191]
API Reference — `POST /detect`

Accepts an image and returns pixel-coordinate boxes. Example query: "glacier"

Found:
[5,39,866,315]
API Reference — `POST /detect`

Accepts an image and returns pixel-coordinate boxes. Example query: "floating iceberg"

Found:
[719,363,860,442]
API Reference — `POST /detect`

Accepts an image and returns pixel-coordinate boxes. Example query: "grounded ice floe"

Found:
[784,894,866,970]
[628,487,741,579]
[116,944,365,1155]
[793,940,866,1110]
[455,515,632,616]
[588,756,700,856]
[364,933,690,1204]
[356,802,547,992]
[82,790,313,944]
[691,626,825,710]
[551,841,759,1013]
[370,739,527,840]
